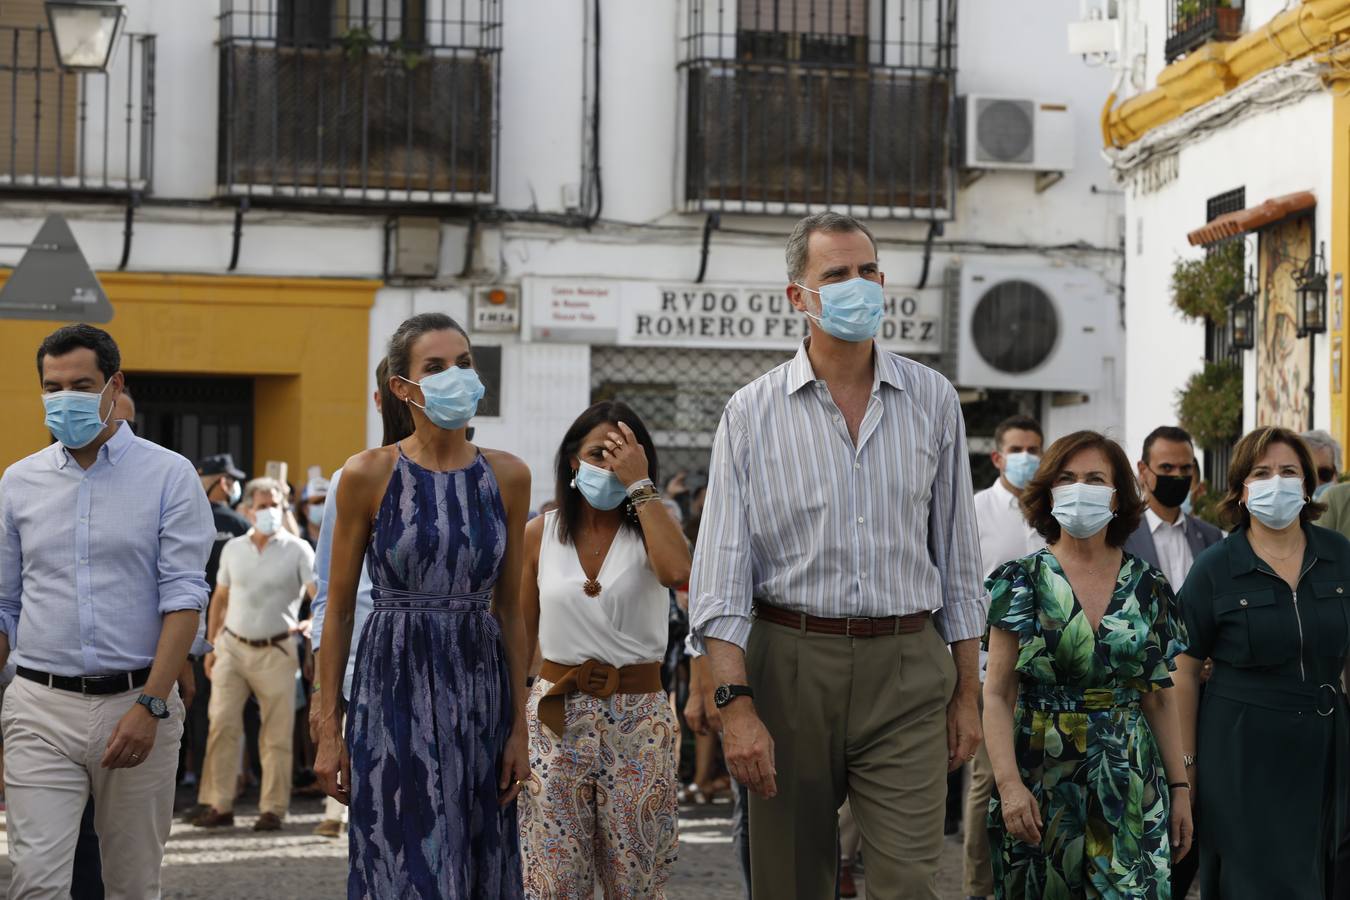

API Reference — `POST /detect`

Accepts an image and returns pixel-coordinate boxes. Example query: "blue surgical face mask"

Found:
[399,367,484,431]
[795,277,885,342]
[1314,481,1334,502]
[1051,483,1116,539]
[1181,493,1194,516]
[572,460,627,511]
[307,499,327,526]
[253,506,283,536]
[1246,476,1306,530]
[43,380,114,450]
[1003,452,1040,490]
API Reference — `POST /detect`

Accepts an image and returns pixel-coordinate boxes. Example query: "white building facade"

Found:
[0,0,1124,502]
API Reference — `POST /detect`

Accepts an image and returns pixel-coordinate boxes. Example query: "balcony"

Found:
[682,0,956,219]
[0,27,155,196]
[217,0,500,207]
[1165,0,1243,63]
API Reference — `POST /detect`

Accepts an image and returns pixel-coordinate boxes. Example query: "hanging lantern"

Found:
[1295,242,1328,337]
[45,1,125,73]
[1229,270,1256,351]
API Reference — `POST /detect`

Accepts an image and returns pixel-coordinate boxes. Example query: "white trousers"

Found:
[2,677,184,900]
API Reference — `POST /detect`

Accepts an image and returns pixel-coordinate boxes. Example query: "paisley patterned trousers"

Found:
[519,680,679,899]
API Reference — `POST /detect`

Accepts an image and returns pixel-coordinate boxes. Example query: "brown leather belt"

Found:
[224,627,291,648]
[754,600,931,638]
[538,659,663,737]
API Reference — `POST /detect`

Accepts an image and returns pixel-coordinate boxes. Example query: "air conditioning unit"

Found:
[960,95,1075,172]
[956,262,1115,391]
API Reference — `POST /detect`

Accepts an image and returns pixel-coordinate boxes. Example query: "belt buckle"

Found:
[845,617,872,638]
[1318,683,1339,717]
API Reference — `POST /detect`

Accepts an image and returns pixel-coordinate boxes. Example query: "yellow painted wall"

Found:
[1332,92,1350,449]
[0,272,378,479]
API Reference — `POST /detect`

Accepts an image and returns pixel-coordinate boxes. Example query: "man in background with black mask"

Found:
[1122,424,1222,899]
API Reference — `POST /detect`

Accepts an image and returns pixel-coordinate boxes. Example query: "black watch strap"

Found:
[714,684,754,709]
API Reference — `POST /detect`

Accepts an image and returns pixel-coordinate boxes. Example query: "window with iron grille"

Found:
[682,0,957,218]
[1202,186,1245,495]
[217,0,500,206]
[0,3,155,196]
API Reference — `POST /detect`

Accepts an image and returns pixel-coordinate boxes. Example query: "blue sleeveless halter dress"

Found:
[346,449,523,899]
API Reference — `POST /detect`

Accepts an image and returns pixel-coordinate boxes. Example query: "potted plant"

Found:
[1171,241,1243,324]
[1176,360,1243,450]
[1215,0,1243,39]
[1177,0,1201,31]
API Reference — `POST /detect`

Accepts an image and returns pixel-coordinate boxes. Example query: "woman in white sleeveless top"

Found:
[519,401,691,898]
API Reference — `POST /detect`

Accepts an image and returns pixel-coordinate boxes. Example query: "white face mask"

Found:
[253,506,283,536]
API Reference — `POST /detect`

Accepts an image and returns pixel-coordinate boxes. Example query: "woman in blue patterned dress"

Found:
[313,313,531,899]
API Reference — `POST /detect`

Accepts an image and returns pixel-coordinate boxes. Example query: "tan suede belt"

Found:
[754,600,931,638]
[538,659,663,737]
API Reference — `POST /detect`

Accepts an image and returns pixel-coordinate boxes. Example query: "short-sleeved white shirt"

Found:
[218,530,316,640]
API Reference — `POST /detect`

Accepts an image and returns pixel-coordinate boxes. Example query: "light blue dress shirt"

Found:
[309,467,372,700]
[687,341,989,653]
[0,422,214,676]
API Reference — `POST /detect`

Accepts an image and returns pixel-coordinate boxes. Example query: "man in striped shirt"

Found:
[688,212,988,899]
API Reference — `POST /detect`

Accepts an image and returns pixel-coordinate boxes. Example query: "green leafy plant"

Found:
[341,27,376,62]
[1170,241,1243,324]
[1190,488,1226,530]
[386,39,425,72]
[1176,360,1243,449]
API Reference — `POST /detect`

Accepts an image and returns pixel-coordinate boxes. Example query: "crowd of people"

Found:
[2,209,1350,899]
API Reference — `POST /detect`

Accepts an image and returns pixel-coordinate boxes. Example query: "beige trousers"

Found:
[2,676,184,900]
[746,618,956,900]
[197,632,297,816]
[962,731,996,897]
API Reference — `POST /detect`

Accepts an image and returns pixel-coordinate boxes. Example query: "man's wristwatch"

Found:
[714,684,754,709]
[136,694,170,720]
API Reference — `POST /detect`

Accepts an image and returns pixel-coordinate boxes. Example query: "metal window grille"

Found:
[217,0,500,207]
[681,0,957,219]
[590,346,794,477]
[0,27,155,195]
[1202,186,1245,494]
[1165,0,1243,63]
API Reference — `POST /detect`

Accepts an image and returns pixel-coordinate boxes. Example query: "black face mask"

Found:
[1150,472,1192,509]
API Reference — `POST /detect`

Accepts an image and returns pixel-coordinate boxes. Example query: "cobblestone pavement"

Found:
[0,794,975,898]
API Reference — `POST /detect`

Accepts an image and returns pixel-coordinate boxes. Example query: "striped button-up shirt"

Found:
[0,421,214,676]
[688,341,988,652]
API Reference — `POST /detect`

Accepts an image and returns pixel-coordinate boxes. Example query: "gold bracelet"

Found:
[628,484,661,507]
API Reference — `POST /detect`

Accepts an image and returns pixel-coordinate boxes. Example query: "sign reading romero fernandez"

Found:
[526,277,944,355]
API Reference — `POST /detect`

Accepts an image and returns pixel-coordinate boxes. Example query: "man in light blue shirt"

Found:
[0,324,214,898]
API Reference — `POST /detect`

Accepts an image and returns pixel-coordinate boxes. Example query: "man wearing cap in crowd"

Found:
[176,453,252,815]
[300,474,329,549]
[193,477,316,832]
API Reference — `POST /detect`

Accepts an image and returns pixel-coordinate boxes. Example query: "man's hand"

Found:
[946,684,982,773]
[684,686,711,735]
[177,660,196,710]
[203,651,216,681]
[721,701,776,798]
[102,702,160,769]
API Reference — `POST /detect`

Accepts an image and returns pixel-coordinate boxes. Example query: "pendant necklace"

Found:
[583,545,603,597]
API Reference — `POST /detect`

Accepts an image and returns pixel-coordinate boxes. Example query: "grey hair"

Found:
[1300,429,1342,471]
[784,212,879,283]
[241,477,285,507]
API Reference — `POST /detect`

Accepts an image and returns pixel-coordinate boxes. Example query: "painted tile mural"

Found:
[1256,216,1313,431]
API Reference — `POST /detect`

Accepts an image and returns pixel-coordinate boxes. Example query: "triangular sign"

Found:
[0,214,112,323]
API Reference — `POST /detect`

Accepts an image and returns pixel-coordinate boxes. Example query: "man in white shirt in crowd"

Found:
[1120,424,1222,898]
[193,477,316,832]
[963,415,1044,900]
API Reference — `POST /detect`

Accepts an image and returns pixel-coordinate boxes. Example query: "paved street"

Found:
[0,791,976,898]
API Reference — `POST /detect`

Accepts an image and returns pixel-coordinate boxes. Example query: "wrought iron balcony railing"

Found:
[1165,0,1243,63]
[682,0,956,219]
[217,0,500,206]
[0,26,155,196]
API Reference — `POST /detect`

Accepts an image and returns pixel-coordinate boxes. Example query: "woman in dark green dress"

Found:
[1173,426,1350,898]
[984,431,1194,899]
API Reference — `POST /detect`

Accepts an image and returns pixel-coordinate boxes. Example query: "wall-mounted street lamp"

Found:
[1295,241,1328,337]
[45,0,125,73]
[1229,266,1256,351]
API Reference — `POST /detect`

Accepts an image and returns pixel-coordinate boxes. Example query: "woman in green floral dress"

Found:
[983,431,1194,899]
